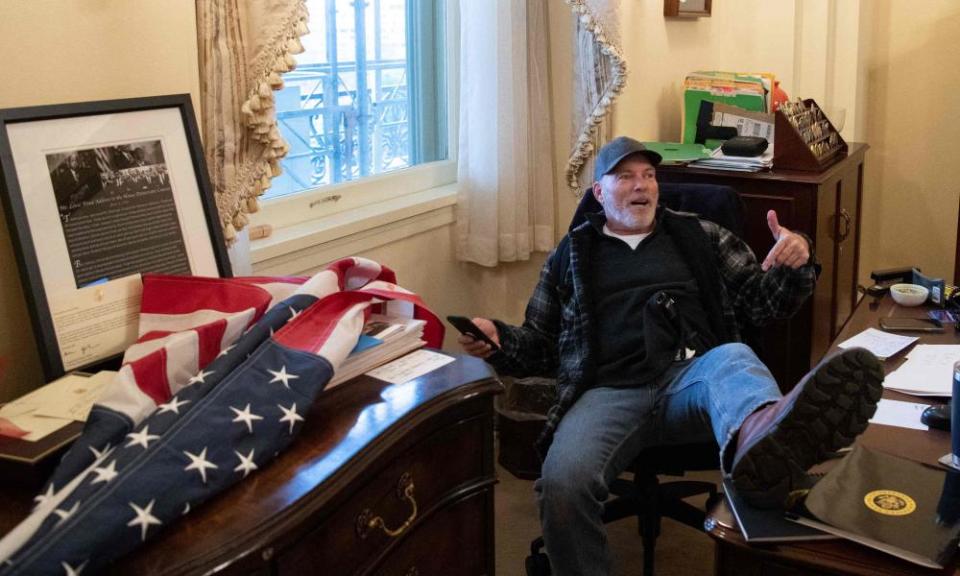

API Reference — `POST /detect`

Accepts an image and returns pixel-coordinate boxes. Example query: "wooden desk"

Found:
[658,143,868,391]
[0,354,502,576]
[707,296,956,576]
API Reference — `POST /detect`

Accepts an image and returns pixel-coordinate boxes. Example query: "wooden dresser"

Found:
[657,143,868,390]
[0,353,502,575]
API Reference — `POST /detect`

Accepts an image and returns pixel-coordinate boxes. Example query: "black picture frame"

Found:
[0,94,232,382]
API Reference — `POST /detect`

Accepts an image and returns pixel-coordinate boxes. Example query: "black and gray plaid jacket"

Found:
[487,208,817,457]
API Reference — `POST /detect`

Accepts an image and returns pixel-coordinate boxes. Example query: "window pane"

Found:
[266,0,447,200]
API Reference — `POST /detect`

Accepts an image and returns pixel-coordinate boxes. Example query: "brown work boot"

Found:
[730,347,884,508]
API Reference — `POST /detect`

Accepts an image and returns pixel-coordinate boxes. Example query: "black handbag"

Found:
[721,136,769,157]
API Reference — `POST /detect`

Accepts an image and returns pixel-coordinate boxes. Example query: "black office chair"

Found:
[524,183,746,576]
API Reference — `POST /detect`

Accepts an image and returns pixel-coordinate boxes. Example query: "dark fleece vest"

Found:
[555,209,734,390]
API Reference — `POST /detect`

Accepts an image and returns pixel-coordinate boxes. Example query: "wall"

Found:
[860,1,960,283]
[0,1,201,401]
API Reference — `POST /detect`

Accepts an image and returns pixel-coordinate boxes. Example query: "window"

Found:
[260,0,454,230]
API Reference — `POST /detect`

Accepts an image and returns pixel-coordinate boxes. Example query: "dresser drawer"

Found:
[277,413,491,574]
[371,490,492,576]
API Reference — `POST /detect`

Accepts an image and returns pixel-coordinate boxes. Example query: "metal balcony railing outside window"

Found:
[267,0,446,201]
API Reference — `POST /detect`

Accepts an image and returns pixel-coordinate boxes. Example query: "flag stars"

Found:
[217,344,236,358]
[288,306,301,321]
[125,426,160,450]
[61,560,88,576]
[234,449,258,478]
[182,503,191,516]
[183,447,218,484]
[187,368,215,386]
[127,499,162,542]
[157,396,190,415]
[268,366,299,389]
[88,443,112,460]
[90,460,118,485]
[278,403,304,434]
[34,483,56,509]
[230,404,264,434]
[53,500,80,527]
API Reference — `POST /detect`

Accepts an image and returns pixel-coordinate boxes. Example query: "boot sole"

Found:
[731,347,884,508]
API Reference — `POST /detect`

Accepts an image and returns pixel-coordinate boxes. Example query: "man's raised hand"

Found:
[761,210,811,271]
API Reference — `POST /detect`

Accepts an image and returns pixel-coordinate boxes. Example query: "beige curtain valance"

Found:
[565,0,627,194]
[196,0,309,245]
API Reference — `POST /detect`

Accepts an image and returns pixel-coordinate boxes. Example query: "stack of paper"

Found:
[681,71,774,145]
[327,314,427,388]
[882,344,960,396]
[836,327,918,360]
[690,146,773,172]
[0,371,114,442]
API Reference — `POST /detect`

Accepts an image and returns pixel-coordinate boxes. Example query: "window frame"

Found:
[250,0,458,236]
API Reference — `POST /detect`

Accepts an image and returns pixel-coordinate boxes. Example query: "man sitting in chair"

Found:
[456,136,883,576]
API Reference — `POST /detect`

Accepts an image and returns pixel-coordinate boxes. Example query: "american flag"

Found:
[0,257,443,575]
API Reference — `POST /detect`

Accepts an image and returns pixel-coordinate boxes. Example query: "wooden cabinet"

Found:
[0,355,501,575]
[657,143,868,390]
[277,410,492,575]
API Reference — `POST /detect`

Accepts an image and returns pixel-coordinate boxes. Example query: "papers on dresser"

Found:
[0,371,114,442]
[836,327,918,360]
[367,349,456,385]
[882,344,960,396]
[327,314,427,388]
[689,146,773,172]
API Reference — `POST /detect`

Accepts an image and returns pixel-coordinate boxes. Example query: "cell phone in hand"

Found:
[446,315,499,349]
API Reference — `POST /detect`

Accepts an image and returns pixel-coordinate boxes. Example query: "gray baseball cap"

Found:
[594,136,662,181]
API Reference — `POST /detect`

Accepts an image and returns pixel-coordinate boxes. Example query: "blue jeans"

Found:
[534,343,780,576]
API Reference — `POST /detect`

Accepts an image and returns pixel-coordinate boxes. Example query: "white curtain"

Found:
[566,0,626,194]
[456,0,556,267]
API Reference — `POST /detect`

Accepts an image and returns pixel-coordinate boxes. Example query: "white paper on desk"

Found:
[0,371,114,439]
[836,327,918,360]
[882,344,960,395]
[0,413,73,442]
[48,274,142,371]
[31,371,115,421]
[868,399,931,431]
[365,349,455,384]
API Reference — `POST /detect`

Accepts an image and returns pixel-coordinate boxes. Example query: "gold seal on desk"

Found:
[863,489,916,516]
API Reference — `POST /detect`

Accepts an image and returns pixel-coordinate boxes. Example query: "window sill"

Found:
[250,185,458,274]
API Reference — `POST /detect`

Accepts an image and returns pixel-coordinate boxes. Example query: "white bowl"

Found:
[889,283,928,307]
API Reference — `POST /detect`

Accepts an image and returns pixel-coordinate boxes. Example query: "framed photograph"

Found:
[0,94,232,381]
[664,0,712,18]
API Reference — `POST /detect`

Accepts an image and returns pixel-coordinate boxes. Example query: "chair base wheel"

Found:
[525,551,551,576]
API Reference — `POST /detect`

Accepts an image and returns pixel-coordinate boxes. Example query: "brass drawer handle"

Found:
[356,473,418,539]
[838,208,852,242]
